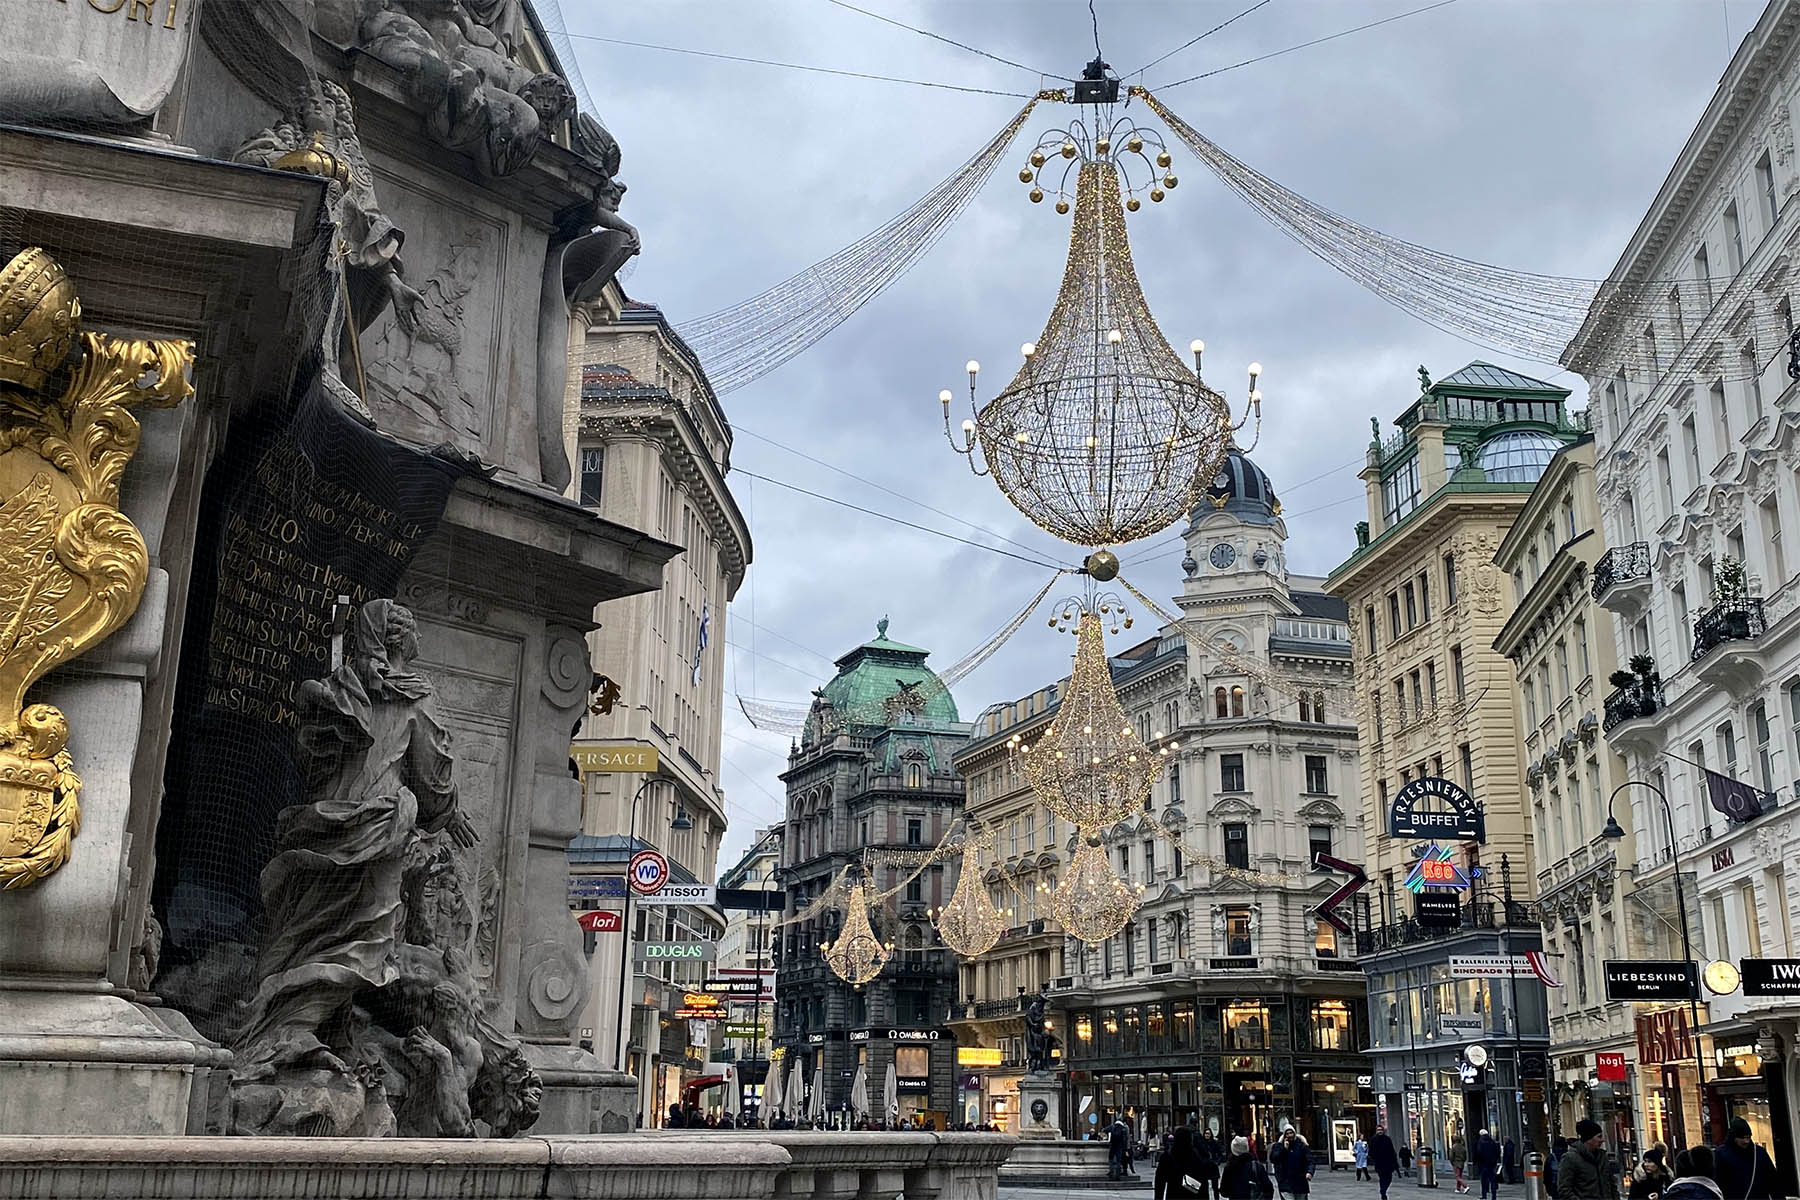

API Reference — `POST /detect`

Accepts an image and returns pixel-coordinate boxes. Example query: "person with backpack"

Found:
[1369,1126,1402,1200]
[1223,1135,1276,1200]
[1158,1126,1210,1200]
[1272,1128,1314,1200]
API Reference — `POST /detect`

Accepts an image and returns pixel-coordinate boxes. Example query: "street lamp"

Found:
[1602,780,1711,1147]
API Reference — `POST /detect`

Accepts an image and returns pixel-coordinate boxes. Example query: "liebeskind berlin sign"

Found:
[1604,960,1698,1001]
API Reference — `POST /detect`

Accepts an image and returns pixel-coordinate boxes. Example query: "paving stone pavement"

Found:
[1000,1164,1518,1200]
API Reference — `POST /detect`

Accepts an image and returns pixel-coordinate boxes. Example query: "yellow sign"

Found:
[571,744,659,773]
[682,991,722,1010]
[957,1047,1004,1067]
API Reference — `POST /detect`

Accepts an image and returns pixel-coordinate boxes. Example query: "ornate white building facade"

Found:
[1569,0,1800,1178]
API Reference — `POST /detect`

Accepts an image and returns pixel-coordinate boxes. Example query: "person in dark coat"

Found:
[1628,1146,1672,1200]
[1369,1126,1402,1200]
[665,1103,685,1129]
[1504,1138,1519,1185]
[1272,1129,1314,1200]
[1474,1129,1504,1200]
[1714,1118,1780,1200]
[1196,1129,1225,1200]
[1222,1136,1274,1200]
[1560,1119,1619,1200]
[1110,1117,1132,1181]
[1663,1147,1720,1200]
[1158,1126,1207,1200]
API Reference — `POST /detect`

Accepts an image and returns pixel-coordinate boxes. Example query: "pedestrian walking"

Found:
[1714,1118,1779,1200]
[1558,1119,1619,1200]
[1662,1147,1720,1200]
[1272,1128,1314,1200]
[1110,1116,1132,1181]
[1356,1134,1371,1182]
[1475,1129,1503,1200]
[1222,1136,1276,1200]
[1400,1143,1414,1179]
[1504,1138,1519,1185]
[1628,1145,1672,1200]
[1196,1128,1225,1200]
[1451,1132,1471,1194]
[1369,1126,1401,1200]
[1158,1126,1209,1200]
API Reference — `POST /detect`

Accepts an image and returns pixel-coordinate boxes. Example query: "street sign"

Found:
[1604,960,1698,1001]
[628,850,669,895]
[567,875,627,899]
[570,743,660,772]
[634,941,715,962]
[705,976,771,994]
[1741,958,1800,997]
[1416,893,1463,928]
[1596,1052,1627,1082]
[638,883,715,906]
[576,910,623,933]
[1312,853,1367,936]
[1449,954,1563,987]
[725,1023,764,1039]
[1389,776,1485,842]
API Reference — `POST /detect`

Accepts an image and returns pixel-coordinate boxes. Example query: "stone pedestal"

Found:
[1016,1073,1064,1140]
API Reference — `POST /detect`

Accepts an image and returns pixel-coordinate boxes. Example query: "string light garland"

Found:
[943,154,1263,548]
[822,880,893,987]
[1052,836,1143,944]
[679,99,1045,395]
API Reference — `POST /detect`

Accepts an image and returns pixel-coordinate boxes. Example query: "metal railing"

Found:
[1692,598,1766,660]
[1591,542,1651,600]
[1356,899,1538,954]
[1602,678,1666,731]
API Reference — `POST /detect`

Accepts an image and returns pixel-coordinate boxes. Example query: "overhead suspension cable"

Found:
[733,468,1069,571]
[677,98,1045,393]
[1155,0,1461,89]
[565,31,1036,97]
[1130,0,1273,77]
[822,0,1070,80]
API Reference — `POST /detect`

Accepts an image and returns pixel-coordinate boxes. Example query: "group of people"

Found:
[661,1104,960,1132]
[1146,1122,1318,1200]
[1554,1117,1781,1200]
[1445,1128,1511,1199]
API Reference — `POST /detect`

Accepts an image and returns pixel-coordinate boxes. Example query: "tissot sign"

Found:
[1389,777,1485,842]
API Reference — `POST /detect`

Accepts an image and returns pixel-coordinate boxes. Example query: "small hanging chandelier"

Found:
[933,830,1005,959]
[1051,836,1143,944]
[822,880,892,987]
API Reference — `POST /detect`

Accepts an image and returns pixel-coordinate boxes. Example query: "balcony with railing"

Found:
[1591,542,1651,607]
[1692,598,1765,662]
[1602,677,1666,733]
[1356,898,1537,955]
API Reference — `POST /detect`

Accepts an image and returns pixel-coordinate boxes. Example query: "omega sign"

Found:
[1389,777,1485,843]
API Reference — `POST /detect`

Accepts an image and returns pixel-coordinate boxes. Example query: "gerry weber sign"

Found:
[1388,777,1485,843]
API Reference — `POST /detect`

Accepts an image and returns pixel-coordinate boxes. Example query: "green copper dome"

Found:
[803,618,959,741]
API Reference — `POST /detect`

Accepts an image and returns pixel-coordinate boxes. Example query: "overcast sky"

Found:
[556,0,1766,867]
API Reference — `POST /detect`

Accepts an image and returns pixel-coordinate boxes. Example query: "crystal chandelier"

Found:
[1012,608,1179,831]
[941,116,1264,550]
[1051,836,1143,944]
[933,831,1005,959]
[822,881,891,987]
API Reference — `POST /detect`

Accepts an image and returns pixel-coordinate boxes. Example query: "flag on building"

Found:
[691,603,710,686]
[1705,767,1768,824]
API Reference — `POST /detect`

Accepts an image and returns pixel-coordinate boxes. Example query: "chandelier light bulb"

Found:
[1250,389,1263,403]
[939,389,953,405]
[1021,342,1036,357]
[1248,361,1263,379]
[1107,329,1123,344]
[966,360,980,376]
[1190,339,1204,354]
[962,418,976,434]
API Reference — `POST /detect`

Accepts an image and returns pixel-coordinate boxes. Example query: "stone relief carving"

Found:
[236,80,420,427]
[228,600,540,1138]
[367,233,485,441]
[351,0,574,178]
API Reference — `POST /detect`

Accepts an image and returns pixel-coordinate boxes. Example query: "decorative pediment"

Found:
[1035,850,1061,869]
[1209,873,1261,894]
[1209,796,1259,819]
[1297,799,1344,823]
[1160,806,1189,829]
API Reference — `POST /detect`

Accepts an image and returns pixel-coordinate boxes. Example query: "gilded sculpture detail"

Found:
[0,247,191,889]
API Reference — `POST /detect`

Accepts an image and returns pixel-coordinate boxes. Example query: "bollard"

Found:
[1524,1151,1544,1200]
[1419,1146,1438,1189]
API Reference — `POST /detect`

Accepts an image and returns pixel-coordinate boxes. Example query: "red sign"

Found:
[577,910,623,933]
[629,849,669,895]
[1596,1051,1627,1082]
[1635,1008,1692,1066]
[1419,858,1459,885]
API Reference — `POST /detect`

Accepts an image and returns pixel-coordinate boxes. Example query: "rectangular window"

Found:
[906,817,922,846]
[1169,763,1181,806]
[1726,202,1745,270]
[1721,720,1740,779]
[1790,680,1800,768]
[1148,916,1161,963]
[1754,701,1775,793]
[905,876,922,902]
[1670,287,1686,342]
[1744,884,1764,958]
[1305,754,1329,794]
[1418,572,1432,622]
[1426,660,1439,705]
[1023,811,1035,849]
[1690,740,1710,814]
[1460,743,1474,793]
[1220,753,1245,792]
[1696,244,1713,300]
[1674,583,1689,640]
[1762,495,1786,585]
[1124,923,1137,974]
[1314,920,1339,960]
[1118,845,1131,879]
[1404,582,1418,628]
[1657,449,1675,518]
[1222,997,1266,1045]
[1745,343,1766,424]
[1556,640,1571,696]
[1771,867,1793,957]
[1366,606,1378,651]
[1451,646,1466,699]
[1223,823,1249,869]
[1389,593,1402,640]
[1643,323,1660,374]
[578,446,605,506]
[1444,553,1458,605]
[1682,415,1701,489]
[1143,838,1156,881]
[1309,823,1333,863]
[1713,379,1733,451]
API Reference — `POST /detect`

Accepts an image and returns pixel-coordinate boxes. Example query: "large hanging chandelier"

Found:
[822,881,892,987]
[1051,836,1143,944]
[1012,607,1179,831]
[933,830,1005,959]
[941,110,1264,550]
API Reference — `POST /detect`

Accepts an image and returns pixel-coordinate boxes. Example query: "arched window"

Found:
[1314,691,1327,723]
[1214,687,1228,718]
[905,760,924,788]
[905,923,925,963]
[1299,695,1312,722]
[1230,686,1245,717]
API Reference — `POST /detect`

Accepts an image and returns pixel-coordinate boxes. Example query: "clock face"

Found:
[1464,1044,1489,1068]
[1210,542,1237,569]
[1704,959,1741,995]
[1213,470,1231,489]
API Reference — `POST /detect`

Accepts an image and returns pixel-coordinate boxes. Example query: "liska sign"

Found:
[1389,777,1485,843]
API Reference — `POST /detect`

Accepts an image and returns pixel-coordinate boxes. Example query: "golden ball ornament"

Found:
[1029,187,1044,203]
[1150,188,1165,203]
[1126,196,1141,212]
[1030,150,1046,167]
[1164,174,1178,188]
[1084,550,1121,581]
[1096,137,1111,155]
[1156,151,1172,168]
[1061,142,1077,159]
[1019,167,1035,183]
[1127,136,1143,153]
[1055,199,1071,215]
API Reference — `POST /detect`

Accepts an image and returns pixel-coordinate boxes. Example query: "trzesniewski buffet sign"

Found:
[1389,777,1485,842]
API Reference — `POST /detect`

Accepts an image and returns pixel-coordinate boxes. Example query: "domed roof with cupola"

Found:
[1189,446,1281,528]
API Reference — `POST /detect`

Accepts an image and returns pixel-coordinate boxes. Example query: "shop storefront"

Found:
[1635,1007,1704,1151]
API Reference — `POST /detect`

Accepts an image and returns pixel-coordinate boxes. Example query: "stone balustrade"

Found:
[0,1131,1016,1200]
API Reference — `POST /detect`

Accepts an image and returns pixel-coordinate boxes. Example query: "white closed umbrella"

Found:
[785,1056,805,1121]
[883,1061,899,1124]
[808,1064,824,1123]
[762,1056,784,1119]
[725,1064,743,1121]
[850,1063,869,1121]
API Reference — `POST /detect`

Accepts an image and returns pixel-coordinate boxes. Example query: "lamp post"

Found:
[614,775,693,1086]
[1601,780,1710,1147]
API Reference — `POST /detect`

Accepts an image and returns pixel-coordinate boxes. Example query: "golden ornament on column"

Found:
[0,247,192,889]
